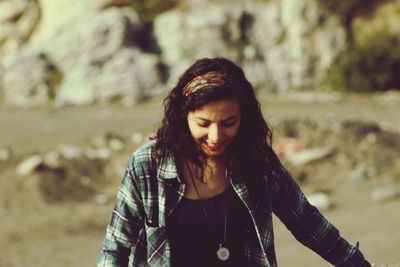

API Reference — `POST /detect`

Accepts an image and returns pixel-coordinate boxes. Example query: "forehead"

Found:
[188,98,241,120]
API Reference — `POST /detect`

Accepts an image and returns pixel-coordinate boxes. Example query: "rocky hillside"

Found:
[0,0,399,107]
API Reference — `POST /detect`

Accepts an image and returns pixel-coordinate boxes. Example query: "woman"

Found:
[97,58,371,266]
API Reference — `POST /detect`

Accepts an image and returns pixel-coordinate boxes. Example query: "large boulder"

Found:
[2,52,61,107]
[33,8,142,72]
[31,0,97,44]
[2,7,165,107]
[0,0,371,105]
[250,0,346,91]
[352,0,400,46]
[31,0,135,45]
[154,0,347,92]
[153,4,243,87]
[42,8,164,106]
[0,0,40,55]
[56,48,163,106]
[45,8,162,104]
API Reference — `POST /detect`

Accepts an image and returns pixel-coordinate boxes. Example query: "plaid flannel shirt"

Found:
[97,140,370,267]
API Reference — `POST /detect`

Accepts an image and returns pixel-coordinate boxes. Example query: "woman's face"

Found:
[187,98,241,159]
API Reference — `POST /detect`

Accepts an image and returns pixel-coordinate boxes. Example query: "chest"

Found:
[180,162,229,199]
[138,175,274,266]
[140,173,271,229]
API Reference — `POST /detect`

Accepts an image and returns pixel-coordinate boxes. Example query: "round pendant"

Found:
[217,246,230,261]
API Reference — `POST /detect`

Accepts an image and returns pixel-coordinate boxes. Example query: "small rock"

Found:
[108,138,125,152]
[371,186,400,203]
[131,132,143,144]
[16,154,42,176]
[80,176,91,186]
[0,148,12,161]
[95,194,109,205]
[57,144,84,159]
[366,132,377,144]
[307,192,332,211]
[348,167,368,184]
[90,133,125,151]
[86,147,111,160]
[90,134,109,149]
[287,146,336,166]
[42,151,62,169]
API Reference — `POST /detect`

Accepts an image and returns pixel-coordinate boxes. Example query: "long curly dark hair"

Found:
[155,57,278,186]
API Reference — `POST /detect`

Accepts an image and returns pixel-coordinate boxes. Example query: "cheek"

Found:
[188,124,206,140]
[228,129,240,139]
[228,124,241,139]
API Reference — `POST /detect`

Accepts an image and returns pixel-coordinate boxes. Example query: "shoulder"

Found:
[127,139,159,172]
[125,139,178,184]
[132,139,158,158]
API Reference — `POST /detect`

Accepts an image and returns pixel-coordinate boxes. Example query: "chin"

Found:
[203,147,228,158]
[205,151,224,158]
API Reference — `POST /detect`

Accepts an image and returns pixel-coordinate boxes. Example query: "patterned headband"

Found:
[182,71,225,97]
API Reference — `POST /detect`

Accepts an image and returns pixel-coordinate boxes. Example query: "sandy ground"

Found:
[1,93,400,267]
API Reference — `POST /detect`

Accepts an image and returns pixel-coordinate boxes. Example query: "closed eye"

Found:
[197,122,210,127]
[194,116,239,128]
[221,121,238,127]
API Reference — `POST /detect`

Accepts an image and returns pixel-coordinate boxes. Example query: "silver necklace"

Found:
[186,162,230,261]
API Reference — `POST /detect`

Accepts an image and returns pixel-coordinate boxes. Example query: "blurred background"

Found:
[0,0,400,266]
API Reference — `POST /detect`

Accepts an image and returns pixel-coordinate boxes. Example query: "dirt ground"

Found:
[1,93,400,267]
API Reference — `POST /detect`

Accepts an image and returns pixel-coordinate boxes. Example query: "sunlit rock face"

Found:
[30,0,135,44]
[153,0,347,92]
[1,4,164,107]
[0,0,395,107]
[352,0,400,46]
[2,52,60,107]
[0,0,40,55]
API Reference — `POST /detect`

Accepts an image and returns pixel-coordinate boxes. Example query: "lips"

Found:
[203,142,224,151]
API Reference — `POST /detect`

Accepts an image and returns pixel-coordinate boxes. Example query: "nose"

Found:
[208,124,222,142]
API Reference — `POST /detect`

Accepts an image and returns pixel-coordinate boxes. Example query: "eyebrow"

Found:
[194,115,240,122]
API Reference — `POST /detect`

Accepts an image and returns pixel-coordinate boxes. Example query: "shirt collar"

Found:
[156,151,240,182]
[157,154,180,180]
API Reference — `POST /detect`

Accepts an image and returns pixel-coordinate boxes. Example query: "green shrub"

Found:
[325,32,400,92]
[315,0,384,29]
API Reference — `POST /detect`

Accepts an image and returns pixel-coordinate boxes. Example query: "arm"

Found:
[270,164,371,266]
[97,156,146,267]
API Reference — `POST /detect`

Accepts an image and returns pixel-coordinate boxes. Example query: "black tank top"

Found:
[167,186,249,267]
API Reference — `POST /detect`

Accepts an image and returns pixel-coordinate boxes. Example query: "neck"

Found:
[205,154,226,169]
[180,154,228,185]
[201,156,227,184]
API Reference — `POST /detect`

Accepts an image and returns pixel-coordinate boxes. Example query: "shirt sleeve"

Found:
[270,164,371,266]
[97,156,146,267]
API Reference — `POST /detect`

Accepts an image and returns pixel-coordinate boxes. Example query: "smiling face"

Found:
[187,98,241,159]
